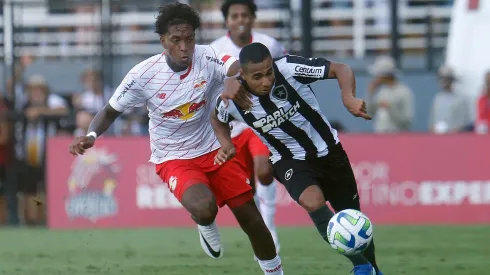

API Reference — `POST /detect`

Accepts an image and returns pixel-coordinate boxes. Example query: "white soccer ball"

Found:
[326,209,373,256]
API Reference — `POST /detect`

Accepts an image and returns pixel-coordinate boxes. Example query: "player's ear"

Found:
[160,35,167,49]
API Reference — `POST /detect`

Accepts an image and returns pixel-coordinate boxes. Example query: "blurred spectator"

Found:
[20,75,68,225]
[72,69,144,136]
[6,54,34,110]
[365,56,414,133]
[0,97,9,225]
[428,66,470,134]
[475,71,490,134]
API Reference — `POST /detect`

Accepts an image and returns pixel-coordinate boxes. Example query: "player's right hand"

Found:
[221,77,252,110]
[69,136,95,156]
[214,144,236,166]
[344,97,372,120]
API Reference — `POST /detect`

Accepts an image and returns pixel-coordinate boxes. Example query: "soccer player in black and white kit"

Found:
[210,43,384,275]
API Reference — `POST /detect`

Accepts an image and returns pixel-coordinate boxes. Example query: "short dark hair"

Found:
[239,42,271,67]
[221,0,257,19]
[154,2,201,35]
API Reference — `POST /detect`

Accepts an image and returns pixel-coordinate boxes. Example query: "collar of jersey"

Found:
[162,51,193,80]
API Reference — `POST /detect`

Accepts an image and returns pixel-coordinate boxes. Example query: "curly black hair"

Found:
[154,2,201,35]
[221,0,257,19]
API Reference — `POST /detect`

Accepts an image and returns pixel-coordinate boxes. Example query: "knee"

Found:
[193,201,218,225]
[181,184,218,225]
[255,161,273,185]
[298,186,326,213]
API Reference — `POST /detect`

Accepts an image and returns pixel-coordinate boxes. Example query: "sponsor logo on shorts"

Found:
[285,169,293,180]
[168,176,178,192]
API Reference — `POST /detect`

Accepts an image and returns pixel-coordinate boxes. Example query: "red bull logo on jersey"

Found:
[193,77,207,93]
[162,99,207,121]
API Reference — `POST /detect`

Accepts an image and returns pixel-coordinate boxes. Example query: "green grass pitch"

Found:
[0,226,488,274]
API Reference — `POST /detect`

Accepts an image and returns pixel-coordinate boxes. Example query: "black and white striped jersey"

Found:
[215,54,340,163]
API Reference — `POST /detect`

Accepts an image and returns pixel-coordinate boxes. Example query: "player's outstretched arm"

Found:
[328,62,371,120]
[68,104,122,156]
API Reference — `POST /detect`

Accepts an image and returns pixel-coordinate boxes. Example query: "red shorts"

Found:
[232,128,270,177]
[156,148,253,208]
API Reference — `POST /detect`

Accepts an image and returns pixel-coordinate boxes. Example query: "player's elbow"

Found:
[328,62,352,79]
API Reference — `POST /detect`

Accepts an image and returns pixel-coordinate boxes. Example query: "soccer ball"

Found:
[326,209,373,256]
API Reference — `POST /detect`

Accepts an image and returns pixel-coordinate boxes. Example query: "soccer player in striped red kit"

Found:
[68,3,283,274]
[210,0,287,253]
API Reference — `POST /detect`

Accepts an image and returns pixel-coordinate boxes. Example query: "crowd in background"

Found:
[0,0,489,227]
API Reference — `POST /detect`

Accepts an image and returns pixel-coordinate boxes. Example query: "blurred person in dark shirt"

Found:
[0,97,10,225]
[20,75,68,225]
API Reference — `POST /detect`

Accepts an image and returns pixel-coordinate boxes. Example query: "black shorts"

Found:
[0,166,5,195]
[273,143,360,212]
[18,164,44,195]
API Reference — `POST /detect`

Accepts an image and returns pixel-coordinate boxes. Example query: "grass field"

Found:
[0,226,489,275]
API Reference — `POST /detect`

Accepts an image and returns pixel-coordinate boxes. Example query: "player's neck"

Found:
[165,55,188,73]
[230,32,252,48]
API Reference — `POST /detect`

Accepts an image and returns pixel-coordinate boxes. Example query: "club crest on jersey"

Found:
[272,85,288,101]
[193,77,208,92]
[161,99,207,121]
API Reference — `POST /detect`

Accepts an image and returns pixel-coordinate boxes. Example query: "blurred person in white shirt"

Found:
[365,56,414,133]
[210,0,287,253]
[72,69,143,136]
[429,66,470,134]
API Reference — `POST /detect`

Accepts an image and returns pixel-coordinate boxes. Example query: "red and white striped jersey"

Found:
[108,45,237,164]
[210,31,287,138]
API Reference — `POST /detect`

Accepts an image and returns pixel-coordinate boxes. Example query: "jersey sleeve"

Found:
[205,46,238,81]
[284,54,331,84]
[214,96,236,123]
[108,72,146,112]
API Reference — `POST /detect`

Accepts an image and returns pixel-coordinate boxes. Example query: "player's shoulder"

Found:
[253,31,280,45]
[196,44,223,59]
[209,35,229,48]
[127,53,164,79]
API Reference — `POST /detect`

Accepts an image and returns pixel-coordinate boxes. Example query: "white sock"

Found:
[256,180,279,250]
[198,221,218,231]
[258,255,283,275]
[254,192,261,210]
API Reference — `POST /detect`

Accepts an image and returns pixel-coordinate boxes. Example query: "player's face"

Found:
[226,4,254,38]
[161,23,196,68]
[241,57,275,96]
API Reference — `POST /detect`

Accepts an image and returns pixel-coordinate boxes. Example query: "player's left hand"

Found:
[214,144,236,165]
[220,77,252,110]
[344,97,372,120]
